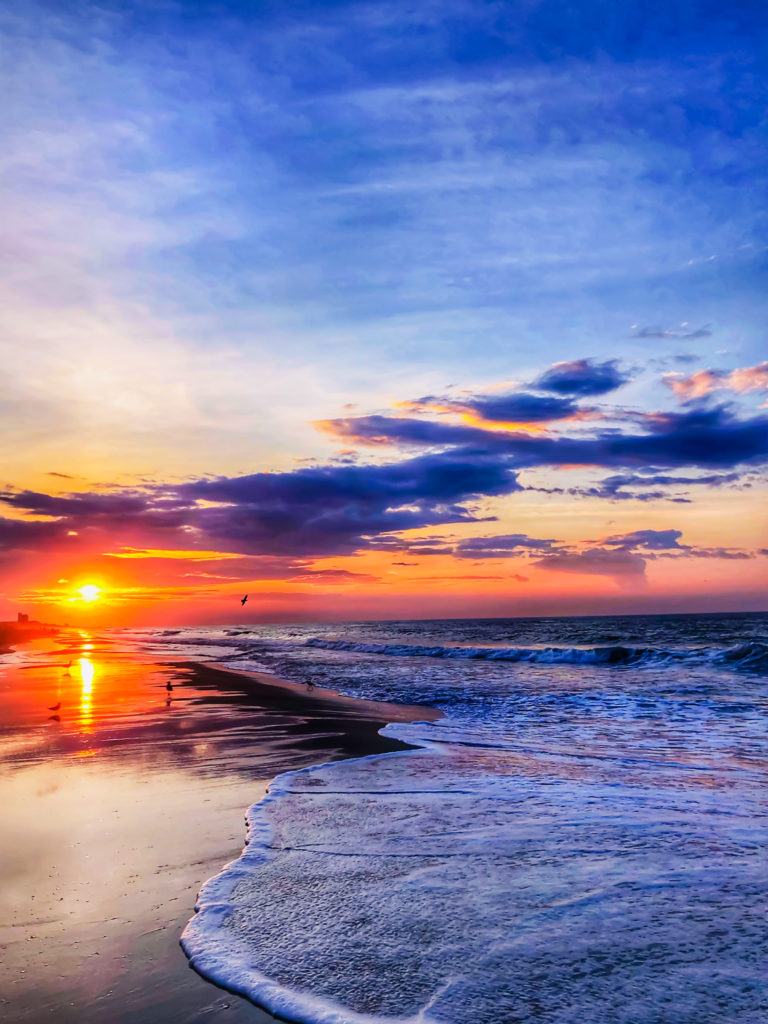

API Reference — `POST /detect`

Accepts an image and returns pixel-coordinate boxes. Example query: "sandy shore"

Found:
[0,634,437,1024]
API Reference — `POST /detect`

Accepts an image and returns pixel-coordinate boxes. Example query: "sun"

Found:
[78,584,101,602]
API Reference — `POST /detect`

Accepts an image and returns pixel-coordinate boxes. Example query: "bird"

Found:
[165,681,173,692]
[241,594,248,606]
[48,701,61,711]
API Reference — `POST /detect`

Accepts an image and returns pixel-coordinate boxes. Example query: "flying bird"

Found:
[48,701,61,711]
[241,594,248,606]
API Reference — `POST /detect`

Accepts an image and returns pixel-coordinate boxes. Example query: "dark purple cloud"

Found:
[176,451,519,556]
[469,393,581,422]
[322,404,768,471]
[320,414,492,448]
[545,470,743,503]
[594,529,755,562]
[0,453,521,560]
[409,392,583,423]
[453,534,556,558]
[0,516,66,548]
[0,489,155,518]
[533,358,631,396]
[603,528,684,550]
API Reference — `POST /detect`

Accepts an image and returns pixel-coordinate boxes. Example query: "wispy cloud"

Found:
[631,324,712,340]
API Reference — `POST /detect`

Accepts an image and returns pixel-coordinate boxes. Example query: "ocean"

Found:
[127,612,768,1024]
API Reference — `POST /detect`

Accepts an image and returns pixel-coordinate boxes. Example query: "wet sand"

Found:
[0,633,436,1024]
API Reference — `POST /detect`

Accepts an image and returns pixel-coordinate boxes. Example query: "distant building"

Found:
[17,612,28,624]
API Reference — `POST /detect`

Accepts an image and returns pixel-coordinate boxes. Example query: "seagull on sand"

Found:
[48,701,61,711]
[165,681,173,692]
[241,594,248,606]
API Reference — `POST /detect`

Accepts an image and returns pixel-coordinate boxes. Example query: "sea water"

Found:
[127,613,768,1023]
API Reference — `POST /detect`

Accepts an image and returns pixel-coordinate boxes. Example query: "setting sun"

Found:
[78,584,101,602]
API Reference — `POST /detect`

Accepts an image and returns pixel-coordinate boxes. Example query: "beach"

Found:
[0,631,435,1024]
[2,616,766,1024]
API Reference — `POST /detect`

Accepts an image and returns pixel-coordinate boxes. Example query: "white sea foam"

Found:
[183,736,768,1023]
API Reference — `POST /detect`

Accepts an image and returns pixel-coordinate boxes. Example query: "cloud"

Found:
[404,391,584,424]
[0,452,515,561]
[532,548,647,585]
[452,534,556,558]
[603,528,684,550]
[4,395,765,569]
[532,358,631,396]
[178,452,519,556]
[0,489,160,520]
[322,403,768,470]
[316,414,494,448]
[598,528,754,562]
[591,470,740,498]
[0,516,66,548]
[664,362,768,403]
[632,325,712,339]
[538,469,742,503]
[3,357,767,573]
[682,548,752,560]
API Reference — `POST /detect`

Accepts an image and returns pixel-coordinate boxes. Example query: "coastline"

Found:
[0,639,437,1024]
[192,660,441,727]
[181,664,442,1022]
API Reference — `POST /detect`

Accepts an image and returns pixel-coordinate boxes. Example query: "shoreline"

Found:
[180,662,442,1024]
[190,660,442,724]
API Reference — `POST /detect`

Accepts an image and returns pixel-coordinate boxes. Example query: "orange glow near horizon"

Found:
[2,486,766,624]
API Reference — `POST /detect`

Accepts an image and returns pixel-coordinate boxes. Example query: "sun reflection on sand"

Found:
[79,657,94,732]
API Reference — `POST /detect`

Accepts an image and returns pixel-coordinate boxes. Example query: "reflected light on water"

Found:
[79,657,94,732]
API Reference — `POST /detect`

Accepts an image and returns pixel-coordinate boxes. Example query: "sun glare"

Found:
[78,584,101,602]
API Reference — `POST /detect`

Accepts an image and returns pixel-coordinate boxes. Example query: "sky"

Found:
[1,0,767,624]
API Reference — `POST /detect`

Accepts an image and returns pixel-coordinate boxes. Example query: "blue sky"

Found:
[1,0,766,619]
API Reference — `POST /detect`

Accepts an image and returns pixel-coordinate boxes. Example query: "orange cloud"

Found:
[664,362,768,403]
[104,547,242,561]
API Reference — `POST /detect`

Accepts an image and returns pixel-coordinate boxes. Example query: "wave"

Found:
[303,637,768,672]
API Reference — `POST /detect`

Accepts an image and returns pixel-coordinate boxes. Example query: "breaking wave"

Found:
[302,637,768,673]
